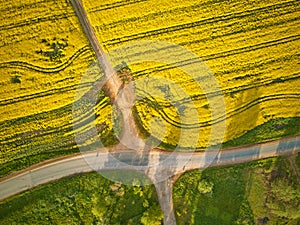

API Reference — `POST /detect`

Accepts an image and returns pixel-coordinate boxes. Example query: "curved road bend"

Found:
[0,135,299,201]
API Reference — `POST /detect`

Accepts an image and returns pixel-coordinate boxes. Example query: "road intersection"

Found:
[1,1,299,224]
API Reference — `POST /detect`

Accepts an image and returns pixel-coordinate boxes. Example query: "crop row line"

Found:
[0,97,109,145]
[132,34,300,79]
[136,72,299,109]
[137,93,300,129]
[0,123,73,149]
[0,0,54,13]
[220,54,299,81]
[0,82,92,107]
[89,0,147,13]
[0,11,75,31]
[187,72,300,105]
[99,0,209,29]
[103,0,298,46]
[0,134,78,176]
[178,12,299,47]
[0,45,91,73]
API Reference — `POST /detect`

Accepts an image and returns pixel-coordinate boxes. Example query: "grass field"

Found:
[83,0,300,148]
[173,154,300,225]
[0,172,163,225]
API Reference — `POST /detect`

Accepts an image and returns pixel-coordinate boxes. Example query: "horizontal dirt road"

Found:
[1,135,299,201]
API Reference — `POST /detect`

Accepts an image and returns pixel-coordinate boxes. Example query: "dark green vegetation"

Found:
[0,172,163,225]
[36,37,69,63]
[173,155,300,225]
[296,153,300,169]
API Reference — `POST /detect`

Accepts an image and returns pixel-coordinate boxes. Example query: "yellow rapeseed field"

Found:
[0,0,114,174]
[0,0,299,177]
[83,0,300,148]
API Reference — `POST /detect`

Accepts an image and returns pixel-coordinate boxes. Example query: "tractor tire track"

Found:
[88,0,147,13]
[136,72,300,107]
[0,11,75,31]
[137,93,300,129]
[0,45,92,73]
[0,98,109,145]
[131,35,300,78]
[185,72,300,104]
[100,0,298,32]
[0,82,92,107]
[103,0,298,46]
[178,13,299,48]
[0,0,54,13]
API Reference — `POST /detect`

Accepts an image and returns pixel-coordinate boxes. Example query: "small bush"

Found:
[12,75,21,84]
